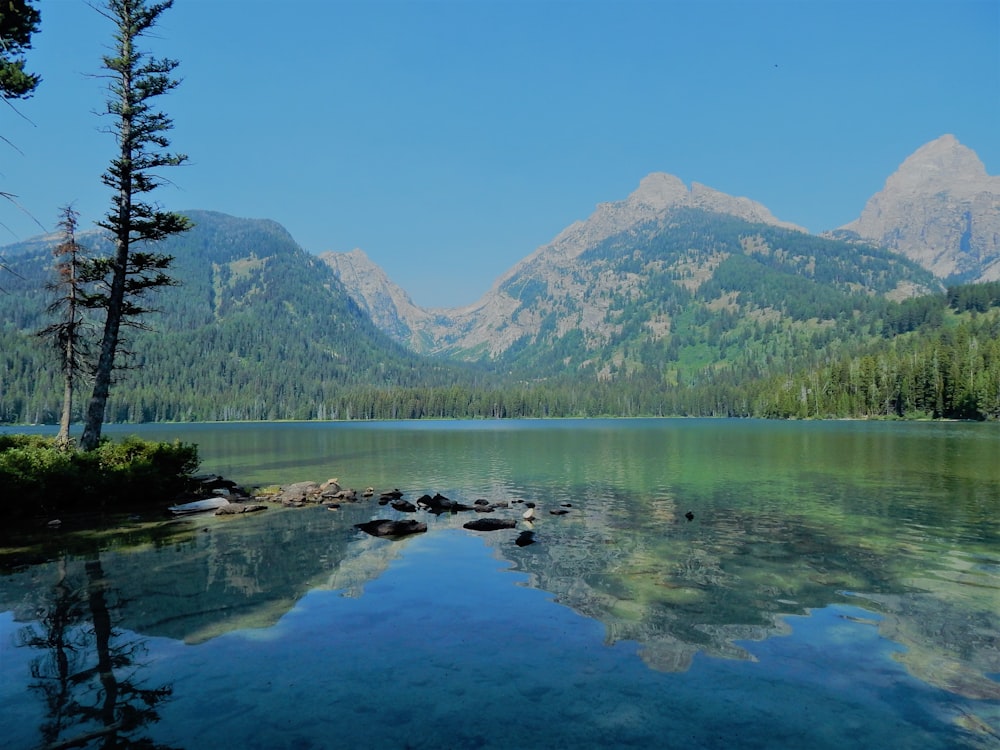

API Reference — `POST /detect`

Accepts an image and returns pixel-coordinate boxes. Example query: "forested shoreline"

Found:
[5,283,999,424]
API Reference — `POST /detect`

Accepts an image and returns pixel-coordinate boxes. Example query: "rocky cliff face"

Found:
[838,135,1000,282]
[319,248,438,352]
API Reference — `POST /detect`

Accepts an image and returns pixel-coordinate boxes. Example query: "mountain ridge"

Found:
[0,210,473,423]
[318,248,439,352]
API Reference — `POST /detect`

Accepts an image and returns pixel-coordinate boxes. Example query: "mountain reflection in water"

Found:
[1,419,998,749]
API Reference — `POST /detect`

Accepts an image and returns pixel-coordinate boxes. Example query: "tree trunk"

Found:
[80,240,128,451]
[57,359,73,446]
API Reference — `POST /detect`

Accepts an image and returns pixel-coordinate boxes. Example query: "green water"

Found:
[1,419,998,748]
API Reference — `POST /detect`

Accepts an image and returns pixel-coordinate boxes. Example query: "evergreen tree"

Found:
[0,0,40,100]
[1,0,41,213]
[80,0,190,451]
[38,206,89,446]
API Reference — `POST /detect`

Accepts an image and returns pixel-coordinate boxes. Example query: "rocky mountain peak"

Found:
[839,135,1000,282]
[502,172,802,278]
[618,172,803,230]
[884,134,989,193]
[326,172,808,357]
[627,173,690,209]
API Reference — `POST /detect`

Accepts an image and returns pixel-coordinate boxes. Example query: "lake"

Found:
[1,419,998,749]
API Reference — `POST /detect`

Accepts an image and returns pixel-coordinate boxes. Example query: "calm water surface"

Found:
[1,419,998,749]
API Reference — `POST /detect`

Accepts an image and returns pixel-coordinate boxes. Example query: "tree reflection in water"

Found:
[17,557,178,750]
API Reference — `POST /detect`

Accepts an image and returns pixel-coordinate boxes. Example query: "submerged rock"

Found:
[354,519,427,538]
[463,518,517,532]
[390,499,417,513]
[515,531,536,547]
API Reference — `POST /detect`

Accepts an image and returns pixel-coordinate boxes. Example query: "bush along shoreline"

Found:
[0,434,202,524]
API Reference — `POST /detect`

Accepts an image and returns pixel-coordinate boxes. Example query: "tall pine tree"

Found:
[80,0,190,450]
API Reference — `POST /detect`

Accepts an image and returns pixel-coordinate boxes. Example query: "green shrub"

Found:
[0,435,201,521]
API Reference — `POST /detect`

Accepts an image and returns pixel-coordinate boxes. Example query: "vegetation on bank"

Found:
[0,434,200,522]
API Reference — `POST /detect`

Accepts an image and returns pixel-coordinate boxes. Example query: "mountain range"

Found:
[1,134,997,422]
[319,135,998,363]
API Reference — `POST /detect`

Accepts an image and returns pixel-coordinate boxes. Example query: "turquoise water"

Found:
[1,419,998,748]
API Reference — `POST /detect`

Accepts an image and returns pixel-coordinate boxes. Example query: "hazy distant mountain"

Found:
[352,173,933,364]
[837,134,1000,283]
[320,173,808,356]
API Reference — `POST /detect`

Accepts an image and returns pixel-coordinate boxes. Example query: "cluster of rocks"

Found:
[264,478,355,507]
[349,491,576,542]
[250,478,577,542]
[174,476,375,516]
[180,476,582,544]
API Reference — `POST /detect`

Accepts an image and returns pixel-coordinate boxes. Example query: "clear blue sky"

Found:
[2,0,998,306]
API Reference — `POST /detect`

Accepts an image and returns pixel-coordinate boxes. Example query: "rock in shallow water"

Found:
[515,530,535,547]
[390,499,418,513]
[354,519,427,538]
[463,518,517,532]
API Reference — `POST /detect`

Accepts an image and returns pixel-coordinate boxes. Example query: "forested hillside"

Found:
[0,211,488,423]
[730,284,1000,419]
[305,284,1000,421]
[491,208,940,382]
